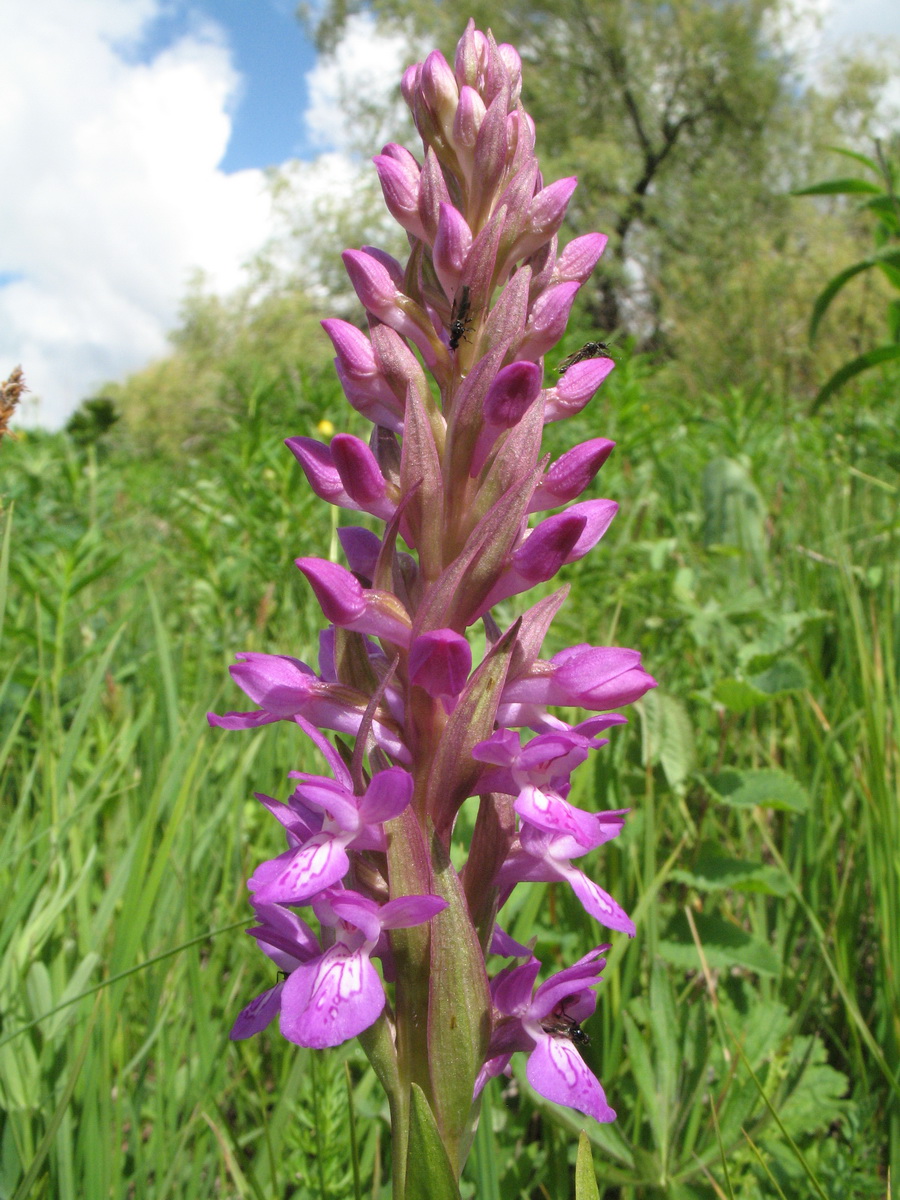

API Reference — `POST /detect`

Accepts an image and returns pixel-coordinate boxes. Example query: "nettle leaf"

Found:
[705,768,809,813]
[713,658,807,712]
[748,657,809,695]
[672,843,789,896]
[712,677,769,712]
[640,690,696,794]
[659,911,780,977]
[775,1034,849,1136]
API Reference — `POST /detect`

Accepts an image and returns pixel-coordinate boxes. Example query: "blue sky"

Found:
[129,0,319,169]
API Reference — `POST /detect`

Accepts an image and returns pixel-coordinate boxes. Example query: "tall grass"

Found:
[0,360,896,1198]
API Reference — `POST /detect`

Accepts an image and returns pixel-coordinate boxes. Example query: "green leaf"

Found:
[808,248,900,343]
[748,658,809,696]
[701,456,767,569]
[405,1083,460,1200]
[672,844,789,896]
[659,912,780,976]
[705,768,809,813]
[640,691,696,794]
[575,1131,601,1200]
[712,677,770,712]
[793,178,882,197]
[426,829,492,1165]
[811,343,900,413]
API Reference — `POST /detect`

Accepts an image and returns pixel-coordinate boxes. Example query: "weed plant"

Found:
[0,353,897,1199]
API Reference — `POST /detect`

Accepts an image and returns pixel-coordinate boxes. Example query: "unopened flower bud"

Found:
[409,629,472,698]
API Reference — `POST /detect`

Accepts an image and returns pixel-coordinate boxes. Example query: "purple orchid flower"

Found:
[477,948,616,1124]
[215,21,658,1177]
[497,810,635,936]
[232,889,447,1049]
[249,767,414,904]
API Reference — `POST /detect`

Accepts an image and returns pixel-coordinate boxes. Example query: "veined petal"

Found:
[250,837,351,905]
[526,1033,616,1123]
[514,785,600,848]
[279,944,385,1048]
[566,868,635,936]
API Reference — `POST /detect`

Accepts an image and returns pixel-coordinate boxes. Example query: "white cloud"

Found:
[303,12,415,155]
[0,0,272,428]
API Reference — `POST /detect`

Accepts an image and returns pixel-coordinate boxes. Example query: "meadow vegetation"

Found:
[1,335,898,1196]
[2,2,900,1193]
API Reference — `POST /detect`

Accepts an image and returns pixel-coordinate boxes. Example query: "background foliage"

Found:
[2,1,900,1196]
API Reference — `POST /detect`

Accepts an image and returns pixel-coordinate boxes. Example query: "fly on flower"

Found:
[449,285,473,350]
[557,339,614,373]
[540,1005,591,1046]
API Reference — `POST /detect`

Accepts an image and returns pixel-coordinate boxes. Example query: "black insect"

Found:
[556,340,613,374]
[540,998,591,1046]
[449,285,473,351]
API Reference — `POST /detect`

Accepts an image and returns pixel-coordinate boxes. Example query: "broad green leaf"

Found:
[672,844,789,896]
[405,1083,460,1200]
[705,767,809,813]
[712,677,771,713]
[659,912,780,976]
[575,1131,601,1200]
[748,658,809,696]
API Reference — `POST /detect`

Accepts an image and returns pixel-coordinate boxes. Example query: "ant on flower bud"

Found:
[556,340,613,374]
[449,285,473,351]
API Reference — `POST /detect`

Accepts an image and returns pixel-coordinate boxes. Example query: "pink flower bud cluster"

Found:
[211,20,655,1136]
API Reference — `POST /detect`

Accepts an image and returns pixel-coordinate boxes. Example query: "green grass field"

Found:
[1,355,897,1199]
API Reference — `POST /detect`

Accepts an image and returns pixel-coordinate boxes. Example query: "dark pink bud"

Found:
[285,437,344,505]
[331,433,396,519]
[296,558,412,648]
[525,500,617,567]
[342,249,397,311]
[360,245,405,289]
[528,439,616,512]
[373,153,426,241]
[321,318,377,375]
[483,360,544,428]
[230,653,315,716]
[552,646,657,709]
[543,357,615,423]
[342,250,441,368]
[433,203,473,300]
[513,511,587,584]
[518,282,580,361]
[409,629,472,698]
[296,558,367,625]
[554,233,608,284]
[470,359,543,475]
